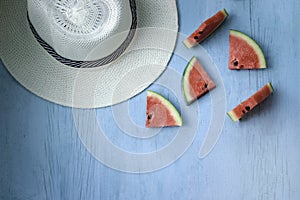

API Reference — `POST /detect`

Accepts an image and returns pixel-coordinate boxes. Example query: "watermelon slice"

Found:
[146,90,182,127]
[182,57,216,105]
[229,30,266,69]
[183,8,228,48]
[227,82,274,122]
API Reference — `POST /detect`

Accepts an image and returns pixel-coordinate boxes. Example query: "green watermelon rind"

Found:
[266,82,274,93]
[230,29,267,69]
[182,56,198,105]
[221,8,229,17]
[183,8,229,48]
[182,38,194,49]
[227,110,239,122]
[147,90,183,126]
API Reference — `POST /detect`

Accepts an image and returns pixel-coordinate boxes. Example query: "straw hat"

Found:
[0,0,178,108]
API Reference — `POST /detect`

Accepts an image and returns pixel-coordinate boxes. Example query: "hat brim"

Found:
[0,0,178,108]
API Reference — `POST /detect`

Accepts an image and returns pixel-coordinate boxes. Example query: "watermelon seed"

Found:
[242,110,246,114]
[233,60,239,66]
[245,106,250,111]
[147,114,153,120]
[199,31,203,34]
[204,83,208,88]
[240,65,244,68]
[194,36,199,40]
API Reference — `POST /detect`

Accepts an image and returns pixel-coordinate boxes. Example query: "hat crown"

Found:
[28,0,133,61]
[51,0,114,36]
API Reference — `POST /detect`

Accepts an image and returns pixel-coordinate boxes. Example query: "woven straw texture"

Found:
[0,0,178,108]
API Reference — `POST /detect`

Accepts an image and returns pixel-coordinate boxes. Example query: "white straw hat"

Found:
[0,0,178,108]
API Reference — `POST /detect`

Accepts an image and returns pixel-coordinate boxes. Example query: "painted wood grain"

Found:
[0,0,299,199]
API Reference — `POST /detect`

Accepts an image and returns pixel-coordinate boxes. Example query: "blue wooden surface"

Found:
[1,0,300,199]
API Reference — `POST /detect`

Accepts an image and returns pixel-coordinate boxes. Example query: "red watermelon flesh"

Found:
[227,82,274,121]
[182,57,216,105]
[146,91,182,128]
[183,9,228,48]
[229,30,266,69]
